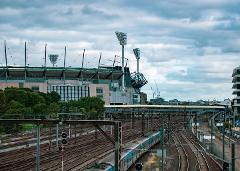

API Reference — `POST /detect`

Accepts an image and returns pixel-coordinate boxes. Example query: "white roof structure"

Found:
[104,104,225,109]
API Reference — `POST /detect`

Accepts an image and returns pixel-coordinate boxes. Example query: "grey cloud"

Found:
[0,0,239,100]
[166,67,231,84]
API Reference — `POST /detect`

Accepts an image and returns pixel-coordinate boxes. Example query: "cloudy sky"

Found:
[0,0,240,101]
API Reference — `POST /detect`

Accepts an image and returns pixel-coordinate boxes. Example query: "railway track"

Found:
[183,133,223,171]
[173,131,222,171]
[0,119,162,171]
[172,132,189,171]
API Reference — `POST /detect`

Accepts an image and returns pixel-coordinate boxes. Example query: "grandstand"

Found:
[0,65,147,105]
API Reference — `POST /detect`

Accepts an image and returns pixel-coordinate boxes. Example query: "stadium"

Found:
[0,39,148,105]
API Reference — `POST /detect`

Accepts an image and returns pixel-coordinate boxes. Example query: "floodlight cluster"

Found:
[115,31,127,46]
[48,54,59,66]
[133,48,140,59]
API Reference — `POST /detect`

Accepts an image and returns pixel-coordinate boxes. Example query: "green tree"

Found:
[48,102,60,118]
[0,90,6,115]
[3,100,25,133]
[4,87,45,107]
[25,91,45,107]
[5,100,25,116]
[33,103,48,118]
[46,91,61,104]
[74,97,104,119]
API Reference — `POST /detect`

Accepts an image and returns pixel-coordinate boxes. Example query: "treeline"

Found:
[0,87,105,133]
[0,87,61,119]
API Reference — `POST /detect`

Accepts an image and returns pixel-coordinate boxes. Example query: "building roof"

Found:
[0,66,123,81]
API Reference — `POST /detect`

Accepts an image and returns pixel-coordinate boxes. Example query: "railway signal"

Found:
[61,132,68,145]
[60,132,68,171]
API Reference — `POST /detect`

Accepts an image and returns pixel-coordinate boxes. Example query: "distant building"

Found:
[232,66,240,124]
[169,99,179,105]
[211,98,231,108]
[150,97,165,105]
[140,92,147,104]
[195,100,206,105]
[0,66,147,105]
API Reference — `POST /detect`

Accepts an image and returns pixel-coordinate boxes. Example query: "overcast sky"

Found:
[0,0,240,101]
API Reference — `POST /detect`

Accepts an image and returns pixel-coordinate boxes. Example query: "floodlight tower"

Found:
[115,31,127,91]
[48,54,59,67]
[133,48,140,73]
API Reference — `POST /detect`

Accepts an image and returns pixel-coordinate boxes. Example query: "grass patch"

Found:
[22,124,34,131]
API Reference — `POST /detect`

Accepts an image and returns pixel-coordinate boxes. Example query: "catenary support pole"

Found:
[232,143,235,171]
[223,111,226,160]
[161,114,164,171]
[36,124,40,171]
[196,113,198,138]
[74,124,77,144]
[167,114,170,141]
[142,113,145,137]
[114,122,122,171]
[56,123,59,148]
[228,110,231,148]
[211,117,213,153]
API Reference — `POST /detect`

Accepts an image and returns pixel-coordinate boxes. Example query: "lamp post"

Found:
[115,31,127,91]
[133,48,140,73]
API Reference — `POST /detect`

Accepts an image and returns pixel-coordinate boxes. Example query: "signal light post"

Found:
[61,132,68,171]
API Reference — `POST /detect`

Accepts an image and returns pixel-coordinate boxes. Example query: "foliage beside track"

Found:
[0,87,105,133]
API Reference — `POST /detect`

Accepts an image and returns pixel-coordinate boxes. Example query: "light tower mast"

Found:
[115,31,127,91]
[133,48,140,73]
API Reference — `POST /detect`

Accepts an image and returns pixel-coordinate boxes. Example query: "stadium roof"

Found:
[0,66,124,80]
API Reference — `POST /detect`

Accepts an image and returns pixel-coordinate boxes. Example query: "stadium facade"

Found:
[0,65,147,105]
